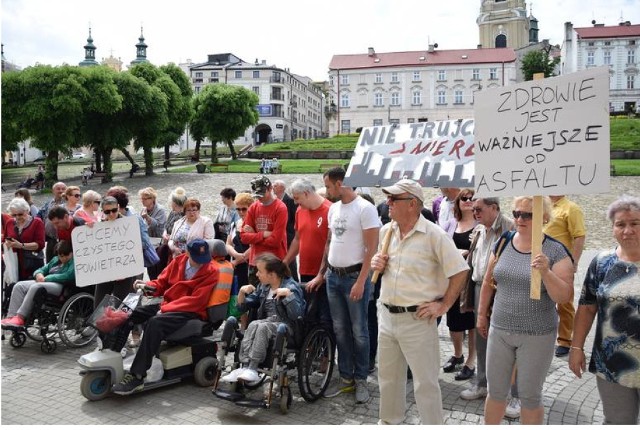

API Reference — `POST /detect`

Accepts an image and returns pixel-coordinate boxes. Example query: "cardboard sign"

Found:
[473,66,610,197]
[71,216,143,287]
[343,119,475,187]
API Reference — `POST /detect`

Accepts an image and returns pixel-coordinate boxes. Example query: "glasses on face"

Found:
[71,194,81,198]
[386,195,414,202]
[472,207,483,214]
[236,207,248,212]
[103,208,119,215]
[460,196,475,202]
[93,200,101,205]
[512,210,533,220]
[10,212,25,218]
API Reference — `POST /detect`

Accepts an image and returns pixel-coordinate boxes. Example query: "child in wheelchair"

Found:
[220,253,305,384]
[1,240,74,328]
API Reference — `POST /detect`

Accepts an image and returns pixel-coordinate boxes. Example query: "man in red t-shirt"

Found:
[283,178,332,325]
[47,206,86,244]
[240,175,288,286]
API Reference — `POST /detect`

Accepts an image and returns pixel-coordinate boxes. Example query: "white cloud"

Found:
[2,0,639,81]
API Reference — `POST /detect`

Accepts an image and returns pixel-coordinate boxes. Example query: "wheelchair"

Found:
[212,312,335,414]
[4,283,97,353]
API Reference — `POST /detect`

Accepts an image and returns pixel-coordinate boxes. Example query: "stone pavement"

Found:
[1,169,638,425]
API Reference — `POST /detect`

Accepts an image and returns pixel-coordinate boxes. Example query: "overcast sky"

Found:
[2,0,639,81]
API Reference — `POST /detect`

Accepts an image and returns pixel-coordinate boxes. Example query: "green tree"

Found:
[159,64,194,162]
[1,71,27,155]
[521,49,560,81]
[2,65,89,186]
[192,83,259,163]
[189,95,207,162]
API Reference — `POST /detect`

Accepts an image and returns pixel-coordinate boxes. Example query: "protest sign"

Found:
[473,66,610,197]
[71,216,143,287]
[343,119,475,187]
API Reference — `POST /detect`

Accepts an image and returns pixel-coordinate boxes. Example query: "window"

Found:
[407,118,415,123]
[211,71,218,77]
[389,119,400,125]
[340,92,350,108]
[374,73,383,83]
[587,51,595,66]
[391,92,400,106]
[604,41,611,46]
[437,90,446,104]
[341,120,351,134]
[628,49,636,64]
[252,86,260,95]
[373,119,383,126]
[374,92,384,106]
[472,68,480,80]
[489,68,498,80]
[628,75,635,89]
[235,70,242,79]
[195,72,203,78]
[604,51,612,65]
[438,70,446,81]
[330,75,334,86]
[412,91,422,105]
[454,90,463,104]
[194,86,201,94]
[413,71,421,81]
[253,70,260,78]
[391,72,399,82]
[588,42,595,47]
[341,74,350,85]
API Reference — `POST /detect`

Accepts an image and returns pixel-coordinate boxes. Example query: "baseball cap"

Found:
[251,175,272,198]
[382,179,424,203]
[186,239,212,264]
[205,239,228,259]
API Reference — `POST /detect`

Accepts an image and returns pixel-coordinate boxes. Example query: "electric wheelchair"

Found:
[3,283,97,353]
[212,310,335,414]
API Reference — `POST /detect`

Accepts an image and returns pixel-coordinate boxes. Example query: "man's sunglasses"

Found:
[103,208,119,215]
[512,211,533,220]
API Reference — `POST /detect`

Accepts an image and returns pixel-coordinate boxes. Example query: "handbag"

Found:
[2,243,19,286]
[142,240,160,267]
[459,230,480,313]
[22,249,44,274]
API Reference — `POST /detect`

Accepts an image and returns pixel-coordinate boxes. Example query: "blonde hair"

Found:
[138,187,157,201]
[82,190,101,207]
[169,187,187,207]
[65,186,81,199]
[513,196,554,223]
[234,192,254,208]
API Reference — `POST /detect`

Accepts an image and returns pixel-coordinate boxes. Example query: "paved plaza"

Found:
[1,169,638,425]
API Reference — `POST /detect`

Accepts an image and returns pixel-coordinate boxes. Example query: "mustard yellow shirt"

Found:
[543,196,586,252]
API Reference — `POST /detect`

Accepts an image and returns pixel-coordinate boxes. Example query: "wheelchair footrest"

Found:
[234,398,268,409]
[213,389,246,402]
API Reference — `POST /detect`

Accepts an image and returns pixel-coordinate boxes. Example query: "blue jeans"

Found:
[326,269,370,381]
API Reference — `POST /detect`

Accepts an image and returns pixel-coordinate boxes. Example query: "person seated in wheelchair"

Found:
[111,238,220,395]
[1,240,74,328]
[220,252,305,384]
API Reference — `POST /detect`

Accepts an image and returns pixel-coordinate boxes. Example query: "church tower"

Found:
[477,0,530,49]
[130,27,149,66]
[79,27,99,67]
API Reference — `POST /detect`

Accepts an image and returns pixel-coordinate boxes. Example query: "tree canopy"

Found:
[521,49,560,81]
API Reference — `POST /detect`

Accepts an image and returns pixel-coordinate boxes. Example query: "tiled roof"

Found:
[575,24,640,39]
[329,48,516,70]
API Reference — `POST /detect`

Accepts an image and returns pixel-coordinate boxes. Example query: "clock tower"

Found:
[477,0,530,49]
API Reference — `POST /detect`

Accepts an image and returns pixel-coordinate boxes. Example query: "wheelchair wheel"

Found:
[194,357,218,387]
[80,371,111,401]
[57,292,96,348]
[10,331,27,348]
[297,326,335,402]
[40,339,57,354]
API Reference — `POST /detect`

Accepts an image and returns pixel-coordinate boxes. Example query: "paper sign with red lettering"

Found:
[473,66,610,197]
[343,119,475,187]
[71,216,143,286]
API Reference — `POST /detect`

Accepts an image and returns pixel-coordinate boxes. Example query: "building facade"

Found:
[562,21,640,113]
[180,54,325,148]
[477,0,531,49]
[327,46,517,136]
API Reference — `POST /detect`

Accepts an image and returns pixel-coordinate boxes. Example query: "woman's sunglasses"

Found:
[512,211,533,220]
[460,196,474,202]
[103,208,119,215]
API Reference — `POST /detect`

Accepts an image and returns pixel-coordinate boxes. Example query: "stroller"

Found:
[16,177,36,190]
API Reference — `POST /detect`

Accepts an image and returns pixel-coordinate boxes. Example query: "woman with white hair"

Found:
[4,198,46,281]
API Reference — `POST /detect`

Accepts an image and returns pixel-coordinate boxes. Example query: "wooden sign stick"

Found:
[530,72,545,300]
[371,221,395,284]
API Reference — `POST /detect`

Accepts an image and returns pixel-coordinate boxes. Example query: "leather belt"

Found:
[327,263,362,276]
[383,303,419,314]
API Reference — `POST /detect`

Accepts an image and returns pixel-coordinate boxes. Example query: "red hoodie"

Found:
[240,197,288,265]
[147,253,219,320]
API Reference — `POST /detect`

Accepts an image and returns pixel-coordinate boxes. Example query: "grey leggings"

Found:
[239,319,279,369]
[8,280,64,318]
[486,327,555,409]
[597,376,640,424]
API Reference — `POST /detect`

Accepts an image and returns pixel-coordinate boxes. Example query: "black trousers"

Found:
[123,304,198,379]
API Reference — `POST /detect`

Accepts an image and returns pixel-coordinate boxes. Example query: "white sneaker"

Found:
[237,368,261,383]
[504,397,521,419]
[460,385,488,400]
[220,367,245,383]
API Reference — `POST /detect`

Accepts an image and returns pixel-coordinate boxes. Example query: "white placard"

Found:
[71,216,143,287]
[343,119,475,188]
[473,66,610,197]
